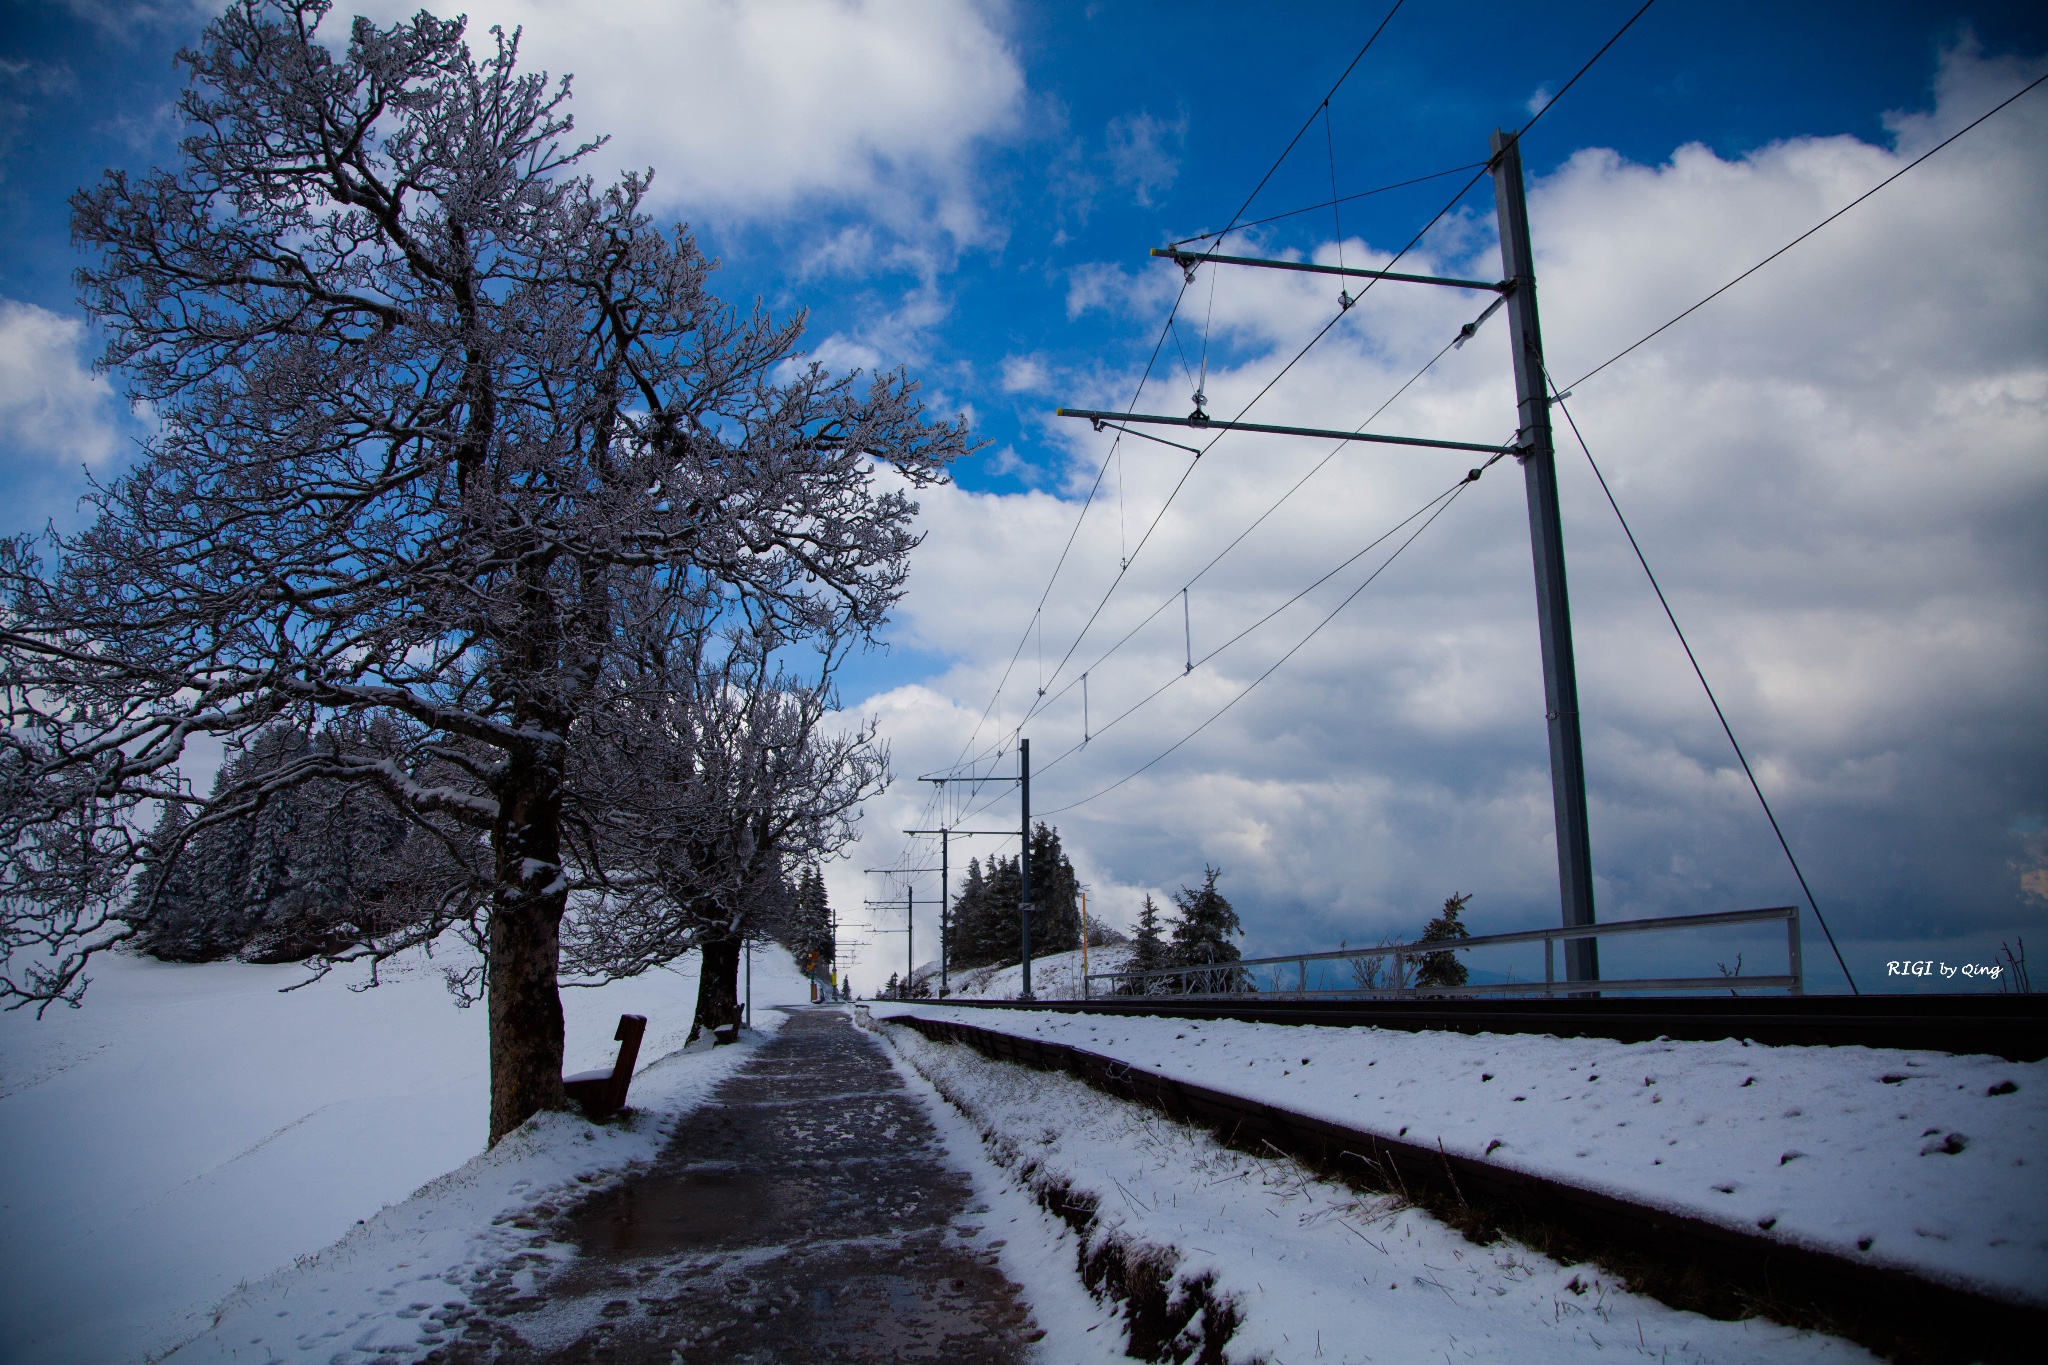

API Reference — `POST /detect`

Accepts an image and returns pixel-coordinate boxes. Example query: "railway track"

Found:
[887,1008,2046,1364]
[929,991,2048,1061]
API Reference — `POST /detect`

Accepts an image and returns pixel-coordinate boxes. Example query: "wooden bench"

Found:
[562,1013,646,1120]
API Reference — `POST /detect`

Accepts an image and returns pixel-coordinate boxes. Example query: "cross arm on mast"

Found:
[1056,409,1517,456]
[1151,246,1508,293]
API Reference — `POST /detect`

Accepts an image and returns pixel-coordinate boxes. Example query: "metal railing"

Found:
[1083,905,1801,1000]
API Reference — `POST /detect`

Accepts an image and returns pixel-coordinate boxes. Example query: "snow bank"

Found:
[873,1003,2048,1312]
[880,1017,1875,1363]
[941,944,1132,1001]
[0,942,810,1364]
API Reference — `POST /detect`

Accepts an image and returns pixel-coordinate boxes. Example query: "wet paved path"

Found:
[448,1008,1036,1363]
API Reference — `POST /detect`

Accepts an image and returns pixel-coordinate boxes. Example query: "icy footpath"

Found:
[163,1016,801,1363]
[881,1018,1877,1364]
[876,1002,2048,1311]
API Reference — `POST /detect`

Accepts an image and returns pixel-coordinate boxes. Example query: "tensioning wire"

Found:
[1561,66,2048,394]
[1548,385,1859,995]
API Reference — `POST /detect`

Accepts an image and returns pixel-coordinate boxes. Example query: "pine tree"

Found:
[1023,822,1081,957]
[955,853,1021,968]
[781,864,836,980]
[1124,894,1167,994]
[1168,866,1248,992]
[1415,893,1473,989]
[135,722,423,963]
[945,824,1081,969]
[947,857,986,966]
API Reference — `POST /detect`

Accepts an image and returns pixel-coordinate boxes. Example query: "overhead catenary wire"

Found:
[947,455,1503,829]
[990,0,1664,747]
[1041,472,1480,767]
[936,271,1195,774]
[947,293,1510,772]
[935,0,1418,781]
[927,0,1665,853]
[1546,385,1860,995]
[1034,468,1489,818]
[1200,0,1411,253]
[1168,163,1489,248]
[932,1,1419,784]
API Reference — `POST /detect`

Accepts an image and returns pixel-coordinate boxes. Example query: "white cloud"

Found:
[849,45,2048,980]
[348,0,1024,236]
[1103,108,1185,207]
[999,353,1052,394]
[0,300,127,468]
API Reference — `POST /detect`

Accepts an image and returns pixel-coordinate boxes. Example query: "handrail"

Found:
[1083,905,1802,999]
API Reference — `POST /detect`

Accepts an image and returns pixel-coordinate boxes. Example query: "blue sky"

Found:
[4,1,2045,990]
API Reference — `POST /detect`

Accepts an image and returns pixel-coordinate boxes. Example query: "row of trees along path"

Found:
[0,0,973,1144]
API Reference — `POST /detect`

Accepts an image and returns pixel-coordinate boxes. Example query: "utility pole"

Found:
[860,880,941,997]
[1054,130,1601,986]
[905,825,1017,995]
[1079,889,1090,998]
[1018,737,1034,1000]
[1492,128,1597,984]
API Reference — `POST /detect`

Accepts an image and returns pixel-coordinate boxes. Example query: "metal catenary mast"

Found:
[1058,131,1599,985]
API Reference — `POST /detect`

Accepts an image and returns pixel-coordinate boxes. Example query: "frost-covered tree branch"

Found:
[3,0,970,1141]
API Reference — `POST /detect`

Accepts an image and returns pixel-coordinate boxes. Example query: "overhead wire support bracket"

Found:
[1057,409,1517,456]
[1151,247,1508,293]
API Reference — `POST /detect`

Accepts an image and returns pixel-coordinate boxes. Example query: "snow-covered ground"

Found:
[940,944,1132,1000]
[879,1015,1876,1364]
[872,1002,2048,1313]
[0,942,809,1364]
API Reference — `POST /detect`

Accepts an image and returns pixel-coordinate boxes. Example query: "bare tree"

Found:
[0,0,966,1143]
[561,594,886,1041]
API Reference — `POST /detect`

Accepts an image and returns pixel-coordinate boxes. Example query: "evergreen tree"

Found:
[952,853,1019,969]
[136,722,421,963]
[131,800,223,962]
[945,824,1081,969]
[1167,866,1249,992]
[1415,893,1473,989]
[780,864,836,980]
[1124,894,1168,994]
[945,857,983,966]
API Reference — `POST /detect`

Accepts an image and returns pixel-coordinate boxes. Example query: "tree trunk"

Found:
[693,934,743,1043]
[487,746,570,1145]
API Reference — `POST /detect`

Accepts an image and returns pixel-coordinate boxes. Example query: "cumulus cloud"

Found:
[347,0,1024,238]
[845,45,2048,987]
[0,300,127,468]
